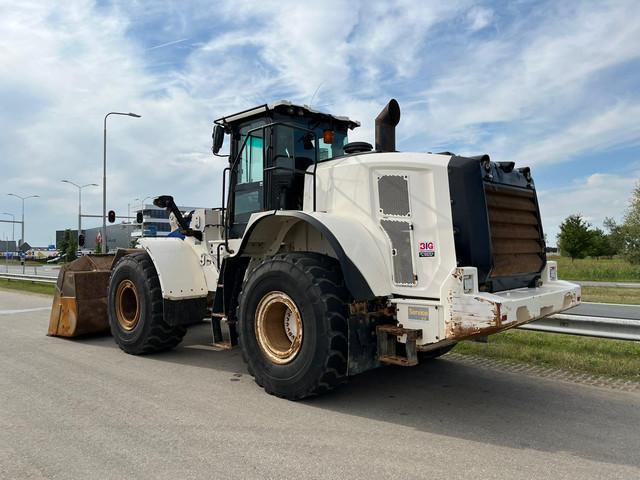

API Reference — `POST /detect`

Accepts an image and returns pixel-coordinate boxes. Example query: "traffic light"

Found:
[78,234,85,247]
[136,211,143,223]
[108,210,116,223]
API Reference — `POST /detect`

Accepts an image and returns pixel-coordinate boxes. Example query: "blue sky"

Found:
[0,0,639,246]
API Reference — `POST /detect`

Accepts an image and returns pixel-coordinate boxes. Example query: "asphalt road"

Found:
[1,289,640,480]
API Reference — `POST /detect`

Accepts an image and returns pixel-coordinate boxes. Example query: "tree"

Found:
[603,217,623,255]
[621,182,640,265]
[66,237,77,262]
[586,228,613,259]
[557,214,592,260]
[95,241,102,254]
[59,229,71,261]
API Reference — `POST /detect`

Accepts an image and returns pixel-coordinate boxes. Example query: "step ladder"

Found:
[210,272,238,349]
[376,324,422,366]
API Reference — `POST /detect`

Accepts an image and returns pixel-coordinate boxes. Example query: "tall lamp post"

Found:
[128,197,140,224]
[61,180,99,246]
[103,111,141,253]
[7,193,39,247]
[1,213,15,248]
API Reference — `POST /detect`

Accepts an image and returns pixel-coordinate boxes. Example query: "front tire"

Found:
[237,253,349,400]
[108,252,186,355]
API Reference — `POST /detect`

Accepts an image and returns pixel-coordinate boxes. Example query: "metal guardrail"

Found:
[575,280,640,289]
[1,272,638,341]
[521,314,640,341]
[0,272,58,284]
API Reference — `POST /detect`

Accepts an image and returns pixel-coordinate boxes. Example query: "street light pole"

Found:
[61,180,99,246]
[128,197,140,224]
[7,193,39,247]
[103,111,141,253]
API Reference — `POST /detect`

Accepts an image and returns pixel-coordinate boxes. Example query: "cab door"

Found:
[230,127,265,238]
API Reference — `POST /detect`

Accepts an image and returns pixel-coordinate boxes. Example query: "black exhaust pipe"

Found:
[375,99,401,152]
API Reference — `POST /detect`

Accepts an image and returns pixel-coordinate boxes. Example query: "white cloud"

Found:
[0,0,638,247]
[515,102,640,166]
[538,171,639,243]
[467,6,493,32]
[422,1,640,161]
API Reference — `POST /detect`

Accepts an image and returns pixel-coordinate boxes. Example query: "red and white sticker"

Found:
[418,241,435,257]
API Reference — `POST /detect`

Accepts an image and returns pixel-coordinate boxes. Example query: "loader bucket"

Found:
[47,254,116,337]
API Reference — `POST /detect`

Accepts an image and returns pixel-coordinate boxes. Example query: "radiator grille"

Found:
[485,184,545,278]
[378,175,410,216]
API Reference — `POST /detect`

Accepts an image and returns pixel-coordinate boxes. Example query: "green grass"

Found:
[581,286,640,305]
[555,256,640,282]
[456,329,640,381]
[0,278,55,296]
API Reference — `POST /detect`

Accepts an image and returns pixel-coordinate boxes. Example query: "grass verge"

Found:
[455,329,640,381]
[580,286,640,305]
[555,256,640,282]
[0,278,55,296]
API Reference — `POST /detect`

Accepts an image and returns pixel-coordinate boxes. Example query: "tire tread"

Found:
[237,252,349,400]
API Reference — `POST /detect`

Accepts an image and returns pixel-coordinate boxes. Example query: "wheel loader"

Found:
[48,99,580,399]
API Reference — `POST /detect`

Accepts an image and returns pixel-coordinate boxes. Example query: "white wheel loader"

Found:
[48,99,580,399]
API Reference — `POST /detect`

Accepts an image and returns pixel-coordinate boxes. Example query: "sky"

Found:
[0,0,639,247]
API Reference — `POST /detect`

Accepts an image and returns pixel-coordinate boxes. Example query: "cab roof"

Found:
[214,100,360,130]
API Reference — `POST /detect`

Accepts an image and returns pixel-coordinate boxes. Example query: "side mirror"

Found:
[136,211,144,223]
[212,125,225,155]
[108,210,116,223]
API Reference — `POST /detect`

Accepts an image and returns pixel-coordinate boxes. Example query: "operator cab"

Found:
[213,101,360,237]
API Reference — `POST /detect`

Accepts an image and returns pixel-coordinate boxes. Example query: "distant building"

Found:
[56,224,138,251]
[132,204,199,239]
[55,204,202,252]
[0,240,17,253]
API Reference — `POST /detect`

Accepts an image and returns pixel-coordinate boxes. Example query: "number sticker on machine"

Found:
[418,241,435,257]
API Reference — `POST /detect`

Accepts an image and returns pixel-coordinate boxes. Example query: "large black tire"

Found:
[108,252,186,355]
[237,252,349,400]
[418,343,457,361]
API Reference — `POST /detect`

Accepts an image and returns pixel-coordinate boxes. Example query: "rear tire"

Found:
[108,252,186,355]
[237,252,349,400]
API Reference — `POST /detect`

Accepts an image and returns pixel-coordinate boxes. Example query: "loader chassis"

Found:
[48,99,580,400]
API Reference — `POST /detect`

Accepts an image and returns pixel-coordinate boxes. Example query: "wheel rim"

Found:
[255,291,303,364]
[115,279,141,331]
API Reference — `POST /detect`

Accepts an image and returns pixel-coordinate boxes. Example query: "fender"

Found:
[138,237,209,300]
[235,211,392,300]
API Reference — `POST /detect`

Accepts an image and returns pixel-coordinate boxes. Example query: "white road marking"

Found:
[0,307,50,315]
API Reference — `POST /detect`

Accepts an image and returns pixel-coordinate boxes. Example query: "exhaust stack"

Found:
[375,99,401,152]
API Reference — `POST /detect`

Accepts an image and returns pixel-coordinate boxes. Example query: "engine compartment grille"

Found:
[485,184,545,279]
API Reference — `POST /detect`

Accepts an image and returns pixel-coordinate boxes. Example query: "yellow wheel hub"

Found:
[255,291,303,364]
[115,279,141,331]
